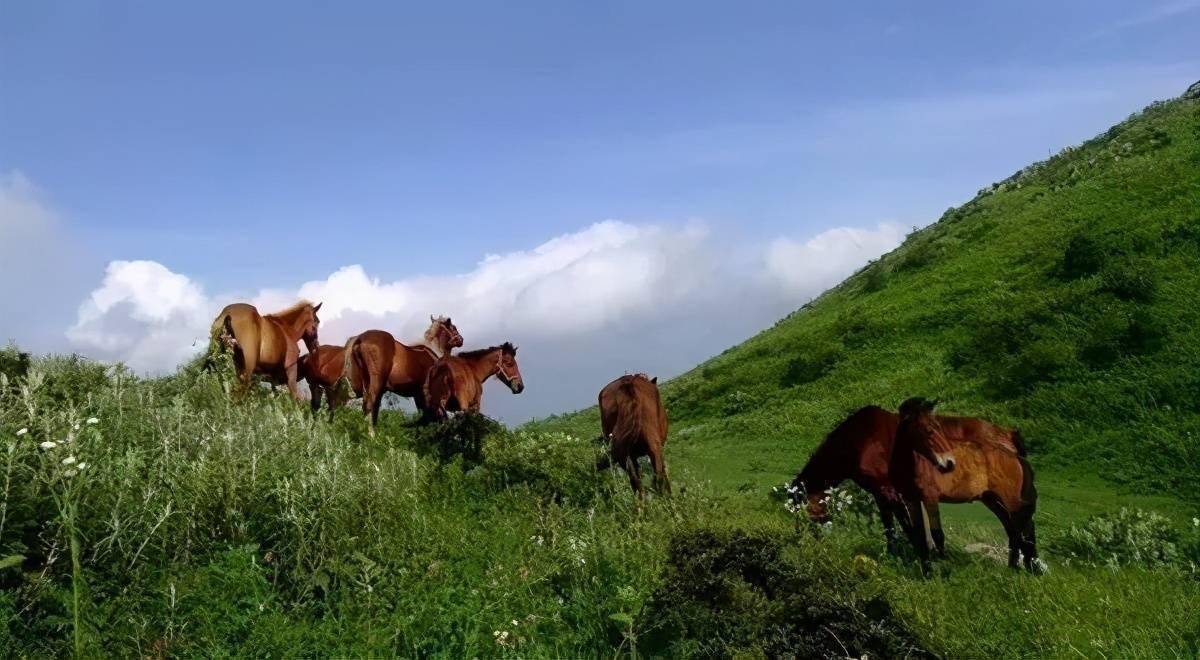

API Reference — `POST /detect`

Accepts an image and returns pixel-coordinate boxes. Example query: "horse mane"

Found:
[265,299,315,322]
[796,405,889,487]
[457,342,515,360]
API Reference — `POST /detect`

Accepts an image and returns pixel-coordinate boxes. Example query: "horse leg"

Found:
[925,502,947,558]
[235,344,258,399]
[623,455,644,502]
[981,495,1020,569]
[875,494,901,556]
[648,446,671,495]
[1013,507,1040,572]
[910,500,933,577]
[363,374,384,438]
[310,384,323,415]
[285,354,304,402]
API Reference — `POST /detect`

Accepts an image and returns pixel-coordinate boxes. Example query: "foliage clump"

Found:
[1055,508,1199,569]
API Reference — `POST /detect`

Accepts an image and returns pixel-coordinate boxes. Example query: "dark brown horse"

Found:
[301,316,462,421]
[789,406,907,554]
[422,342,524,421]
[209,301,321,400]
[596,373,670,501]
[790,403,1026,558]
[891,397,1038,574]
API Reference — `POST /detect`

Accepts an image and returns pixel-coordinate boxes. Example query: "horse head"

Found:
[495,342,524,394]
[898,397,955,472]
[426,315,464,353]
[300,302,323,352]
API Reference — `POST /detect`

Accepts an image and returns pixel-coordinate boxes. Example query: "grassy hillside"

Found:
[0,90,1198,658]
[537,91,1200,500]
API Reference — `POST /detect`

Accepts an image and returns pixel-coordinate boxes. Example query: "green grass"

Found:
[1,91,1199,657]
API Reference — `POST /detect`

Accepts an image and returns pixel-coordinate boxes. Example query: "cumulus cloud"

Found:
[765,222,906,299]
[64,218,903,420]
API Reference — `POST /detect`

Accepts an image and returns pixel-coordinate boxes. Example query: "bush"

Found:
[481,429,610,503]
[412,412,501,466]
[722,390,753,415]
[780,345,842,388]
[1056,508,1187,569]
[1057,233,1107,279]
[1101,257,1158,302]
[642,528,929,658]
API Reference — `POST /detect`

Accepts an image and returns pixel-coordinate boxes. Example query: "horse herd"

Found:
[206,300,1037,575]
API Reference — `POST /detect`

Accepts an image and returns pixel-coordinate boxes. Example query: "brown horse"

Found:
[209,301,321,400]
[890,397,1038,574]
[301,316,462,420]
[596,373,670,501]
[790,404,1026,558]
[422,342,524,421]
[789,406,907,554]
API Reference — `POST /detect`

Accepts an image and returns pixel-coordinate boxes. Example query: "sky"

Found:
[1,1,1198,422]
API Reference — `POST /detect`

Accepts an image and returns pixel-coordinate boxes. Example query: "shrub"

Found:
[1057,233,1107,279]
[412,412,501,466]
[481,429,610,503]
[722,390,753,415]
[642,528,929,658]
[1101,257,1158,302]
[780,345,842,388]
[1056,508,1185,569]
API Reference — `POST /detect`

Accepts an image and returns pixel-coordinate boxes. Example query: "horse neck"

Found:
[426,333,451,358]
[267,309,310,341]
[463,349,501,382]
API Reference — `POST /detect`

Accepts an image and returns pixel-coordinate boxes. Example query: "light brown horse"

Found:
[596,373,670,500]
[209,301,321,399]
[422,342,524,421]
[890,397,1038,574]
[301,316,462,419]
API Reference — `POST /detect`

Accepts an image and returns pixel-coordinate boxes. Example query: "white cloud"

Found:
[63,218,898,419]
[765,222,905,299]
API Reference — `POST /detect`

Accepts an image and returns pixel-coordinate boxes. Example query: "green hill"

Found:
[536,88,1200,501]
[1,86,1198,658]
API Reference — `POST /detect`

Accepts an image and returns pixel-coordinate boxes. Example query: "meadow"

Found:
[2,92,1200,657]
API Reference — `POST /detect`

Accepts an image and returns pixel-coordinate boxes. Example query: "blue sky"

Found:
[1,1,1197,420]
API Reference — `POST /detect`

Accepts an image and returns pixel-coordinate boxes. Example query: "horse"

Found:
[890,397,1038,574]
[208,301,322,400]
[789,403,1026,558]
[596,373,670,501]
[788,406,908,554]
[301,316,462,420]
[422,342,524,421]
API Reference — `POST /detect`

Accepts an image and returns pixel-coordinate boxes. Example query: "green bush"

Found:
[780,344,842,387]
[481,429,610,503]
[1057,233,1107,279]
[1056,508,1187,569]
[642,528,929,658]
[412,412,501,466]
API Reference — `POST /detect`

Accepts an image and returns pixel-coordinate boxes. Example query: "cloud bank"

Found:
[61,218,902,420]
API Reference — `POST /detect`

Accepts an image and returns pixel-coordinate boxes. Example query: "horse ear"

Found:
[651,376,658,384]
[431,315,436,322]
[924,398,939,412]
[313,302,322,312]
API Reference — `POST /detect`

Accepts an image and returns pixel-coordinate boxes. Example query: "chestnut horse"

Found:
[208,301,321,400]
[422,342,524,421]
[301,316,462,420]
[891,397,1038,574]
[790,404,1025,558]
[596,373,670,501]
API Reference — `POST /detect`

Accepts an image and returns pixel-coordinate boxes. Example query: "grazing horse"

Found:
[890,397,1038,574]
[422,342,524,421]
[209,301,322,400]
[301,316,462,419]
[596,374,670,501]
[789,406,907,554]
[789,404,1025,557]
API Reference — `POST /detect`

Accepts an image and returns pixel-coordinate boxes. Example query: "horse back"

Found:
[301,345,345,388]
[599,375,667,451]
[389,341,439,392]
[937,416,1022,456]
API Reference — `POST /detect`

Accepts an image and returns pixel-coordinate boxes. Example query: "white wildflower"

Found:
[64,470,77,478]
[511,619,519,626]
[39,441,57,450]
[86,417,99,425]
[16,428,28,436]
[72,423,80,431]
[62,455,76,465]
[1193,517,1199,528]
[77,462,88,470]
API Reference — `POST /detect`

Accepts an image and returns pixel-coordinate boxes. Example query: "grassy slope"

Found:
[534,93,1200,502]
[526,94,1200,654]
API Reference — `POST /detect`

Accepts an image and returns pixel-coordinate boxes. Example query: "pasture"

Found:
[0,92,1198,657]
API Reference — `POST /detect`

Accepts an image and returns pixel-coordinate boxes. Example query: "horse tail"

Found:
[208,312,232,352]
[1019,456,1037,508]
[332,335,359,401]
[611,380,643,447]
[1011,429,1029,457]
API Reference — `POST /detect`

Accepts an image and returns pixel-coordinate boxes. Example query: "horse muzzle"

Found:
[934,453,956,473]
[510,380,525,394]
